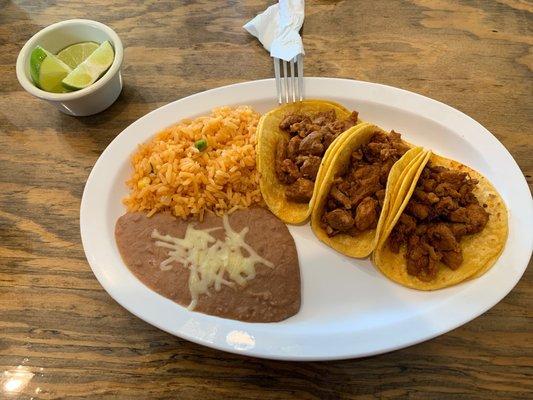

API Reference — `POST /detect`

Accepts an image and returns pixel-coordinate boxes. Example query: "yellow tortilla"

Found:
[311,124,425,258]
[384,151,428,218]
[373,153,509,290]
[376,150,432,250]
[257,99,363,224]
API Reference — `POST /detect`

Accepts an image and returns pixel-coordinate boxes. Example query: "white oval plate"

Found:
[80,78,532,361]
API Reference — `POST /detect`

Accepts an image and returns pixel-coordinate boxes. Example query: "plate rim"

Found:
[80,77,532,361]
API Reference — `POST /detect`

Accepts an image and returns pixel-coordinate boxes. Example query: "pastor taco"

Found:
[311,124,425,258]
[257,100,362,224]
[373,153,508,289]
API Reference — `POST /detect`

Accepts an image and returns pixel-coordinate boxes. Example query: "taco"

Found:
[257,99,363,224]
[311,124,425,258]
[373,153,508,289]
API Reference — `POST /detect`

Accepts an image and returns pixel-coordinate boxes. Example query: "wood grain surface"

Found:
[1,0,532,399]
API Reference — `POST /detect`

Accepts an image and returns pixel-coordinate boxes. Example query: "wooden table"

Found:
[1,1,532,398]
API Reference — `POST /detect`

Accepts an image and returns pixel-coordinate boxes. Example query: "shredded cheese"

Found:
[151,215,274,310]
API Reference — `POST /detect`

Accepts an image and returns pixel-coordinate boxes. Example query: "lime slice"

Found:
[30,46,72,93]
[57,41,99,69]
[62,41,114,91]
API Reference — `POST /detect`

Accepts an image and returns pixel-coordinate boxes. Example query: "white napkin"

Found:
[243,0,305,62]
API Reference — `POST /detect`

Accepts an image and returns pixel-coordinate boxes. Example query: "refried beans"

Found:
[115,207,301,322]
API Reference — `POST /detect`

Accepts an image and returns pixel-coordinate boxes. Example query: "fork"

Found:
[274,54,304,104]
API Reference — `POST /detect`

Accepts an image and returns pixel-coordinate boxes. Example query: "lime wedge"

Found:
[30,46,72,93]
[57,41,99,69]
[62,41,114,91]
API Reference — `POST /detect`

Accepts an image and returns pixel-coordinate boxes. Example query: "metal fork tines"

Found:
[274,54,304,104]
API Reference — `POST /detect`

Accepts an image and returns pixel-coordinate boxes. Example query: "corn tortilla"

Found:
[311,124,424,258]
[257,99,363,224]
[373,153,509,289]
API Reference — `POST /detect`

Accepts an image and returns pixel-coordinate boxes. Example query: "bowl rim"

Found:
[16,19,124,101]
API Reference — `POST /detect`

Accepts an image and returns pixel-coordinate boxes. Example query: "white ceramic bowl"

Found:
[16,19,124,116]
